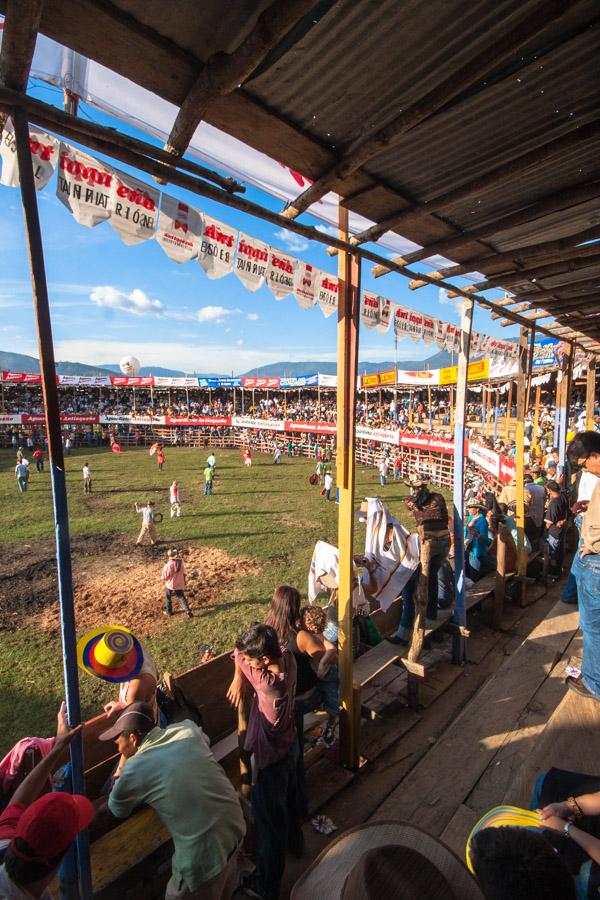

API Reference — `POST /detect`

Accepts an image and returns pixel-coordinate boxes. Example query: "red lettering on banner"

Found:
[29,137,54,162]
[203,223,235,248]
[238,238,269,262]
[116,180,157,211]
[321,277,338,293]
[270,254,294,274]
[60,151,112,188]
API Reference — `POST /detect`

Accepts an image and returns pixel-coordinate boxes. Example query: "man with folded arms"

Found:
[101,702,245,900]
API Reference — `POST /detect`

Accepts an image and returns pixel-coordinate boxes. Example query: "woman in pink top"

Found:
[161,548,193,619]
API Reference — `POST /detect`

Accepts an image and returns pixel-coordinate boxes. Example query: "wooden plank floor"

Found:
[369,599,580,835]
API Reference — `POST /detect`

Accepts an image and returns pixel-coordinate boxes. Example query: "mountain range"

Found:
[0,349,453,378]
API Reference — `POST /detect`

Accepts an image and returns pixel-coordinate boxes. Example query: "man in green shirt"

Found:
[203,465,215,496]
[101,702,245,899]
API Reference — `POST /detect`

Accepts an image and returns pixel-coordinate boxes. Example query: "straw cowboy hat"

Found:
[77,625,144,683]
[405,475,428,488]
[291,821,484,900]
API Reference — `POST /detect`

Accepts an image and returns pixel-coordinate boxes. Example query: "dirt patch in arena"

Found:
[0,533,259,636]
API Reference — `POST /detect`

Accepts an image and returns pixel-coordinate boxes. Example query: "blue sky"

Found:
[0,81,519,375]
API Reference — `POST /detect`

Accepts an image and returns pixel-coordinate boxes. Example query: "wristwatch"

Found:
[563,821,573,838]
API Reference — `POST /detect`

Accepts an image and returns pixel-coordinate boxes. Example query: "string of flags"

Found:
[1,119,517,361]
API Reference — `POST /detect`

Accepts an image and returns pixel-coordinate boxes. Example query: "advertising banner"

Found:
[231,416,285,432]
[109,376,155,386]
[285,420,337,435]
[1,371,43,384]
[360,369,396,389]
[164,416,231,427]
[356,425,401,445]
[399,433,454,454]
[280,374,319,389]
[439,359,490,385]
[241,377,281,389]
[153,377,199,388]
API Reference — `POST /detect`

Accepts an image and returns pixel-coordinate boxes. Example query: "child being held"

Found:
[299,605,339,746]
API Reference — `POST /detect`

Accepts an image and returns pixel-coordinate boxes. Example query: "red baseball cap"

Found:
[12,792,95,864]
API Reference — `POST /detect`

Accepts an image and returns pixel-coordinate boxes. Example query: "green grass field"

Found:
[0,444,418,753]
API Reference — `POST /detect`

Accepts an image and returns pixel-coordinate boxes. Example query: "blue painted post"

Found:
[452,297,474,665]
[553,403,560,449]
[14,111,93,900]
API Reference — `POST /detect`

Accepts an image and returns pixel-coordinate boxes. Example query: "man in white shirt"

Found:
[82,463,92,494]
[324,472,333,501]
[135,501,158,545]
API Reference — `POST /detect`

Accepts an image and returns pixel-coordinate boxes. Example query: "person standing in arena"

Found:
[82,462,92,494]
[156,446,165,472]
[135,501,158,545]
[169,480,181,517]
[162,549,193,618]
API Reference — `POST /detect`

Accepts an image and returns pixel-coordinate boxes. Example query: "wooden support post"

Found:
[237,701,252,800]
[452,297,474,664]
[449,386,454,432]
[493,524,509,629]
[484,381,492,438]
[532,384,541,458]
[558,344,574,470]
[515,327,529,605]
[336,205,361,770]
[13,109,93,900]
[525,326,537,415]
[407,532,431,683]
[504,381,513,443]
[586,356,597,431]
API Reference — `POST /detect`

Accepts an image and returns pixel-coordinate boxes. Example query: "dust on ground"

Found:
[0,533,259,637]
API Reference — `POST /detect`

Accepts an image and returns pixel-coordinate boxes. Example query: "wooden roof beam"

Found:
[0,0,43,129]
[162,0,318,159]
[467,252,600,291]
[348,118,600,250]
[407,225,600,289]
[280,0,571,220]
[372,179,600,277]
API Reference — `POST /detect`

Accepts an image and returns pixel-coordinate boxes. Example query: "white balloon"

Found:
[119,355,141,376]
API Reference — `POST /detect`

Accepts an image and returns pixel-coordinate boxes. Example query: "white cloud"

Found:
[195,306,235,324]
[438,287,462,318]
[236,339,244,346]
[315,224,338,238]
[90,286,164,316]
[247,313,259,321]
[273,228,309,253]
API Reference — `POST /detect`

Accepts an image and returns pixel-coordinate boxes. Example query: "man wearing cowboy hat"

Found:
[403,475,451,625]
[291,820,484,900]
[100,703,246,900]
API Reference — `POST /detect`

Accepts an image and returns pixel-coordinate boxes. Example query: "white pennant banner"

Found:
[377,298,393,334]
[293,261,318,309]
[422,314,436,345]
[197,213,238,279]
[235,232,269,292]
[266,247,296,300]
[110,168,160,245]
[56,143,113,227]
[156,194,202,263]
[317,272,339,318]
[435,319,448,349]
[361,291,380,329]
[0,118,58,190]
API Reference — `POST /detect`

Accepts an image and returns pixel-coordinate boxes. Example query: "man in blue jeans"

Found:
[387,476,451,644]
[566,432,600,701]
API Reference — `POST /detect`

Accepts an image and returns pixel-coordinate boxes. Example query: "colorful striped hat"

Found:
[466,805,544,874]
[77,625,144,683]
